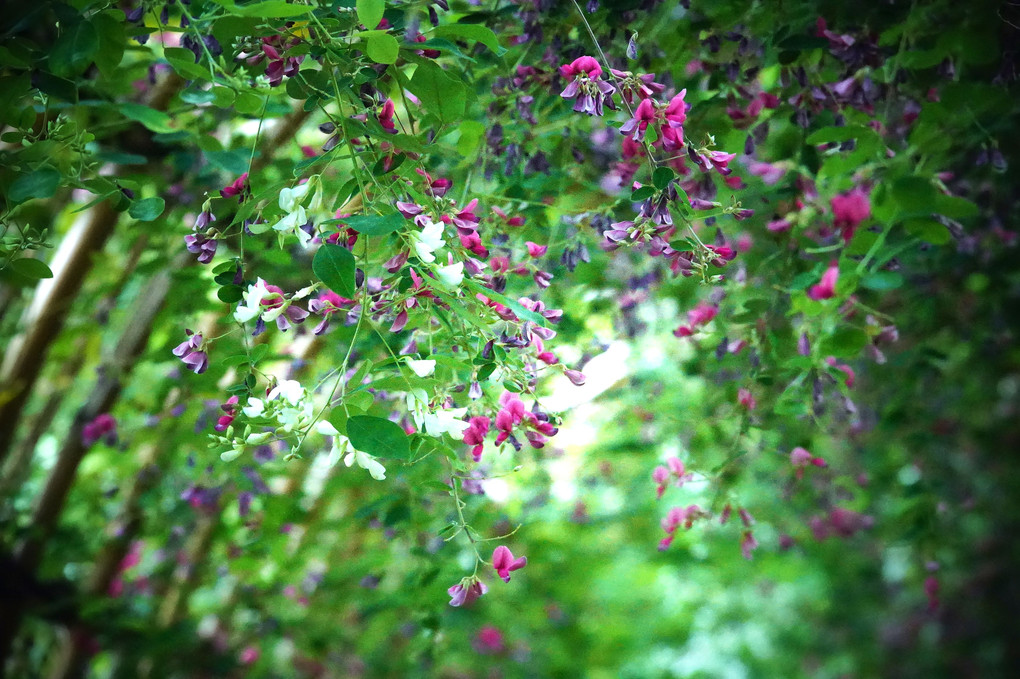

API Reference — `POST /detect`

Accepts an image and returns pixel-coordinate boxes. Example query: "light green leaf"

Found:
[406,61,466,124]
[366,33,399,65]
[119,103,174,133]
[356,0,385,30]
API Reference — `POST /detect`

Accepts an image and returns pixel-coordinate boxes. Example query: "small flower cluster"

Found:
[448,545,526,607]
[172,329,209,374]
[233,278,312,335]
[673,302,718,338]
[658,504,707,551]
[652,456,692,499]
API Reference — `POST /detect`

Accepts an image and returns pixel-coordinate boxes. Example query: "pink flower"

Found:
[473,626,505,654]
[737,388,757,411]
[377,98,397,133]
[807,261,840,300]
[463,416,491,462]
[558,55,602,79]
[652,466,670,499]
[825,356,856,387]
[740,531,759,560]
[563,368,586,386]
[790,446,827,479]
[687,303,718,326]
[239,646,260,665]
[172,329,209,374]
[619,98,656,141]
[219,172,248,201]
[559,56,614,116]
[831,189,870,243]
[492,545,527,582]
[525,241,548,257]
[448,577,488,607]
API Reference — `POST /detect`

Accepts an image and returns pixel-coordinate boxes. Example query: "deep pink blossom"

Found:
[492,545,527,582]
[82,413,117,447]
[219,173,248,200]
[559,56,614,116]
[831,189,871,243]
[525,241,548,258]
[463,416,491,462]
[740,531,759,560]
[808,261,840,300]
[737,388,757,411]
[474,626,505,654]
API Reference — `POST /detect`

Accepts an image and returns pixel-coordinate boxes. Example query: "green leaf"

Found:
[457,120,485,156]
[218,284,244,304]
[821,327,869,358]
[366,34,399,64]
[432,23,506,55]
[9,167,61,203]
[904,218,951,245]
[344,212,404,236]
[205,149,251,175]
[50,18,99,76]
[346,415,410,459]
[652,166,675,190]
[312,243,356,297]
[805,125,871,145]
[129,197,166,221]
[631,186,655,201]
[91,12,125,75]
[356,0,385,30]
[9,258,53,280]
[119,103,174,133]
[406,61,466,124]
[861,271,904,291]
[233,1,311,18]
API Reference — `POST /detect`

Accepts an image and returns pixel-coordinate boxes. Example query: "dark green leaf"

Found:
[652,166,675,190]
[9,258,53,280]
[129,197,166,221]
[432,23,506,55]
[345,212,404,236]
[312,243,356,297]
[10,167,61,203]
[346,415,410,459]
[50,18,99,76]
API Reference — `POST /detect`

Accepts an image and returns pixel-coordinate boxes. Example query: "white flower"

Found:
[422,407,471,438]
[405,389,429,430]
[435,261,464,288]
[242,398,265,418]
[234,279,270,323]
[271,205,307,234]
[406,359,436,377]
[279,184,310,212]
[315,420,339,436]
[411,220,445,263]
[268,379,305,405]
[344,448,387,480]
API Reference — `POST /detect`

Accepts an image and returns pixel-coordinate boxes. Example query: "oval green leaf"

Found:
[10,167,61,203]
[366,34,399,65]
[129,196,166,221]
[356,0,385,30]
[312,243,356,297]
[10,258,54,280]
[345,212,404,236]
[346,415,410,459]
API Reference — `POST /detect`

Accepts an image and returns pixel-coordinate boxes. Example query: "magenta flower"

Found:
[619,98,656,141]
[82,413,117,447]
[473,625,505,654]
[825,356,856,387]
[463,416,491,462]
[377,98,397,133]
[525,241,548,258]
[448,576,488,607]
[652,465,670,499]
[559,55,615,116]
[807,261,840,300]
[831,188,870,243]
[219,173,249,201]
[492,545,527,583]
